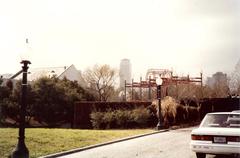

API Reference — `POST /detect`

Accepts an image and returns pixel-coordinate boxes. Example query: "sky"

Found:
[0,0,239,80]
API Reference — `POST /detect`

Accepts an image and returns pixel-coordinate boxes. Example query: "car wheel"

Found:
[196,153,206,158]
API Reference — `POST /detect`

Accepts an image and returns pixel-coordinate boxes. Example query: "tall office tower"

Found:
[119,59,132,89]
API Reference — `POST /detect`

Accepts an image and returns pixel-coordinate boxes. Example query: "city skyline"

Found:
[0,0,239,79]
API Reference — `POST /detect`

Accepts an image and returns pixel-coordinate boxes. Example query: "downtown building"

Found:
[119,59,132,89]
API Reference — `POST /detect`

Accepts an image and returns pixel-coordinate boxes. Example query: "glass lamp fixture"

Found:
[156,77,163,86]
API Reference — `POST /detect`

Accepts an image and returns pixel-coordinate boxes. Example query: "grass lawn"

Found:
[0,128,154,158]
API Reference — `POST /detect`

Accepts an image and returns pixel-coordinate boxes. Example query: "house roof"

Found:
[15,65,71,81]
[0,74,13,79]
[1,65,86,86]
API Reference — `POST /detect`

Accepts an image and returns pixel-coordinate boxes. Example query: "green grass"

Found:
[0,128,153,158]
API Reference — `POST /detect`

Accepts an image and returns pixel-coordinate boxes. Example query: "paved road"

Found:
[58,127,230,158]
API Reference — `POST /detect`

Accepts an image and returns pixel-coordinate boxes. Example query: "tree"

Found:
[83,64,118,101]
[31,77,73,125]
[5,80,37,125]
[0,76,95,127]
[31,76,95,126]
[0,86,12,124]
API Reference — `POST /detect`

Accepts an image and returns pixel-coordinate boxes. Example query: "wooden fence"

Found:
[199,98,240,119]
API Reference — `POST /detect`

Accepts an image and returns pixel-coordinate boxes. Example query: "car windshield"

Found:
[201,114,240,128]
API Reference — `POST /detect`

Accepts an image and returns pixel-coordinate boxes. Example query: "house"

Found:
[26,64,85,85]
[1,64,86,87]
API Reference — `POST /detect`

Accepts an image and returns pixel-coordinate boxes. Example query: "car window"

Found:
[201,114,240,128]
[227,115,240,128]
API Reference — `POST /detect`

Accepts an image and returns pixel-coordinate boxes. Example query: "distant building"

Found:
[119,59,132,88]
[207,72,228,88]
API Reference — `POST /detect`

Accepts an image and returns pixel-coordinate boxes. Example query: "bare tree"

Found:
[165,83,202,100]
[83,64,118,101]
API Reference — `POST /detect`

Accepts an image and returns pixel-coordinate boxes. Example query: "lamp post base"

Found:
[156,122,164,130]
[11,140,29,158]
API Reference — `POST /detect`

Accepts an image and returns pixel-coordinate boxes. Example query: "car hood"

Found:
[191,127,240,136]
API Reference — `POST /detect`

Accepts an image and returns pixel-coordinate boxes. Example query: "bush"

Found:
[90,107,151,129]
[132,107,150,127]
[151,96,200,126]
[175,105,187,124]
[152,96,179,127]
[185,106,200,122]
[115,109,132,128]
[90,112,105,129]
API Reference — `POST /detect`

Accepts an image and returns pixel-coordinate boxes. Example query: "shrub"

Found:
[115,109,132,128]
[146,104,158,127]
[185,106,200,122]
[175,105,188,124]
[90,107,151,129]
[152,96,179,127]
[132,107,150,127]
[90,112,105,129]
[151,96,200,126]
[103,110,117,129]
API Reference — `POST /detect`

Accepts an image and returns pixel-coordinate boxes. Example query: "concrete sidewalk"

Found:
[40,129,169,158]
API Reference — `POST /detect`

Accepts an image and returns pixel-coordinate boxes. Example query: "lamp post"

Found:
[12,39,31,158]
[156,78,163,130]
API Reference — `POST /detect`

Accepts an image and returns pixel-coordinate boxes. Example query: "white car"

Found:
[190,111,240,158]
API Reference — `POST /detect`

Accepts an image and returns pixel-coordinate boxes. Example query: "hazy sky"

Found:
[0,0,239,80]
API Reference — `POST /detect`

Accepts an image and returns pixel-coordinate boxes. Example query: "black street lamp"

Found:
[156,78,163,130]
[12,39,31,158]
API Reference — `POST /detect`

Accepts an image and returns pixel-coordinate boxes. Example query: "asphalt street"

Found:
[58,127,230,158]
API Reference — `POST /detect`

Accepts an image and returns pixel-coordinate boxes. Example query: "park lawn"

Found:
[0,128,153,158]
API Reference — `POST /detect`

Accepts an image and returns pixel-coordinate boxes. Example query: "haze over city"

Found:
[0,0,239,79]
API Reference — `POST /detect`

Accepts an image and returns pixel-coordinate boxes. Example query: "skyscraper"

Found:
[119,59,132,88]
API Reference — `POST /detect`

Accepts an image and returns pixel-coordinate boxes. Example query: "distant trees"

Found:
[165,84,203,100]
[83,64,118,101]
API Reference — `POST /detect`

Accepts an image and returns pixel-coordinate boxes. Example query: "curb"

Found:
[40,129,169,158]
